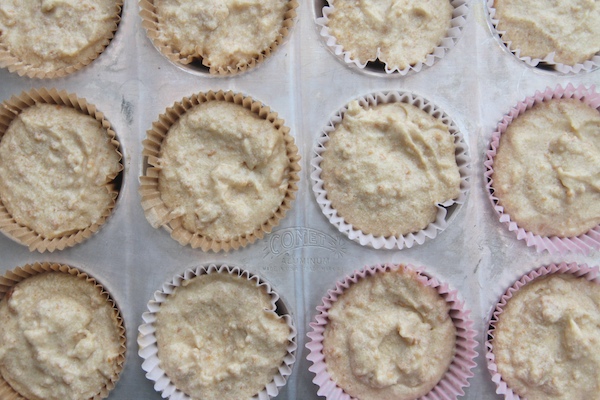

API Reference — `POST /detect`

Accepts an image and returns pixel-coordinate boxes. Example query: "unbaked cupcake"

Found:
[485,84,600,254]
[0,262,126,400]
[487,0,600,73]
[0,88,123,252]
[140,90,300,252]
[486,262,600,400]
[316,0,469,74]
[0,0,123,79]
[140,0,298,75]
[306,264,478,400]
[138,264,297,400]
[312,91,469,249]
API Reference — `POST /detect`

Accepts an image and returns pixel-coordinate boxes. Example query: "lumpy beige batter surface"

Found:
[492,99,600,238]
[0,272,122,400]
[157,100,290,242]
[493,0,600,65]
[155,273,290,400]
[493,274,600,400]
[0,0,119,72]
[323,268,456,400]
[0,104,121,239]
[320,100,460,237]
[326,0,453,69]
[155,0,287,70]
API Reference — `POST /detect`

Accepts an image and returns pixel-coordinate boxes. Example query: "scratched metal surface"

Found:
[0,0,599,399]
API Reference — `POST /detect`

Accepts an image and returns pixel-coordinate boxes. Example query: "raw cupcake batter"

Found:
[493,0,600,65]
[155,0,288,71]
[0,272,123,400]
[0,0,120,72]
[492,98,600,238]
[325,0,453,69]
[0,104,121,239]
[323,267,456,400]
[493,274,600,400]
[320,100,461,237]
[157,100,290,242]
[155,272,291,399]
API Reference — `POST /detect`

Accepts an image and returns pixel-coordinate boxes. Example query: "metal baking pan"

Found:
[0,0,598,398]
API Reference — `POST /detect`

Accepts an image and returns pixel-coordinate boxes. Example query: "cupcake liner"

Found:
[311,90,470,250]
[139,90,301,252]
[0,88,124,253]
[306,263,478,400]
[0,262,127,400]
[139,0,298,75]
[485,262,599,399]
[484,84,600,255]
[316,0,469,75]
[486,0,600,74]
[137,264,297,400]
[0,1,123,79]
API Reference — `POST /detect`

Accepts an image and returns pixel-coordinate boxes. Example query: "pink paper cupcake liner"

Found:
[311,91,470,250]
[485,262,600,399]
[138,264,297,400]
[306,263,478,400]
[484,84,600,255]
[486,0,600,74]
[316,0,469,75]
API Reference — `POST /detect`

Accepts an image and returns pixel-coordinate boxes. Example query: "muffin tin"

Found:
[0,0,599,399]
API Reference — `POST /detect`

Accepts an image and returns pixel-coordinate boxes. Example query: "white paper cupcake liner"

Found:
[484,84,600,255]
[311,91,470,250]
[316,0,469,75]
[485,262,600,399]
[486,0,600,74]
[306,263,478,400]
[138,264,297,400]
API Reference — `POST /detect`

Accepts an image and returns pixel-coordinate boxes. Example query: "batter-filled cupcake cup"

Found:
[486,262,600,400]
[316,0,469,75]
[311,91,470,250]
[306,263,478,400]
[486,0,600,74]
[0,0,123,79]
[0,88,124,252]
[137,264,297,400]
[485,84,600,254]
[139,90,300,252]
[139,0,298,75]
[0,262,127,400]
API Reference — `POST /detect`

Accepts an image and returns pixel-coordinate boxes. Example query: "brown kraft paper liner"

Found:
[0,1,124,79]
[0,88,124,253]
[311,90,470,250]
[139,89,301,252]
[0,262,127,400]
[139,0,298,75]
